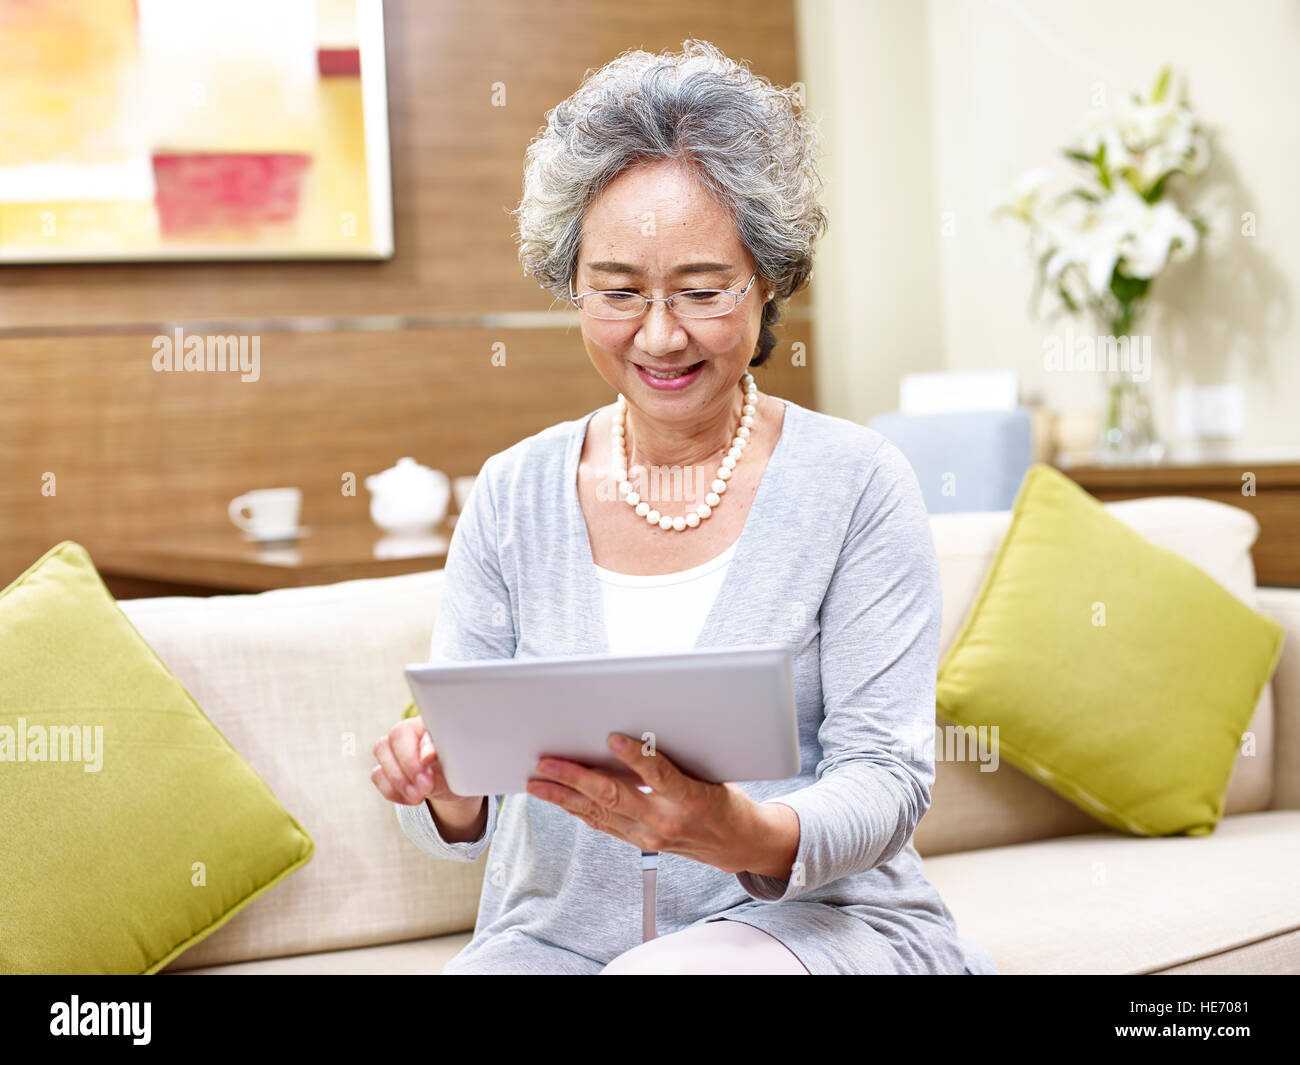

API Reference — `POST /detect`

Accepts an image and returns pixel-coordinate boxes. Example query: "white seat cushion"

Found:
[923,810,1300,973]
[168,933,474,975]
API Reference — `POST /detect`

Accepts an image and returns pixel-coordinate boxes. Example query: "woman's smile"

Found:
[632,359,706,390]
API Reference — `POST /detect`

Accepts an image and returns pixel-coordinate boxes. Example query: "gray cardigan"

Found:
[397,397,998,974]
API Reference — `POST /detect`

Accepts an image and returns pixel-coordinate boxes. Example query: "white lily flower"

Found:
[996,68,1207,337]
[1118,98,1180,151]
[1099,186,1198,278]
[1039,197,1125,297]
[994,166,1055,222]
[1014,166,1054,197]
[1074,113,1134,173]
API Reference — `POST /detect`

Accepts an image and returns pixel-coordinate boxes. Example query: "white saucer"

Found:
[242,525,311,544]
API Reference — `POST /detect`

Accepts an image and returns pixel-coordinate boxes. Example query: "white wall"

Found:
[796,0,945,426]
[798,0,1300,455]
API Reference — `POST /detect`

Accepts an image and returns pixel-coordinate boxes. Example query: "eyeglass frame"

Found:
[569,271,761,321]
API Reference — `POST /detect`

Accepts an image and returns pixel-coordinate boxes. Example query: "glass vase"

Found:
[1096,372,1165,465]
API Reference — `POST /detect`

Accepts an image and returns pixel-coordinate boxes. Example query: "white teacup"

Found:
[228,487,302,540]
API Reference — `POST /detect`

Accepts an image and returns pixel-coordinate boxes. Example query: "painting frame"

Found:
[0,0,394,264]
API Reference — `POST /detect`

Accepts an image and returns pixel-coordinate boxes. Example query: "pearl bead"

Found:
[671,516,686,531]
[740,415,753,428]
[685,512,700,527]
[635,501,649,516]
[658,515,674,530]
[717,467,732,481]
[705,491,720,506]
[618,481,631,496]
[711,479,726,494]
[697,503,712,518]
[738,426,750,440]
[626,491,640,506]
[722,455,736,469]
[646,509,660,524]
[743,404,754,416]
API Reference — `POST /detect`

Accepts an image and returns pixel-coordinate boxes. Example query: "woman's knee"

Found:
[601,919,808,975]
[600,938,683,975]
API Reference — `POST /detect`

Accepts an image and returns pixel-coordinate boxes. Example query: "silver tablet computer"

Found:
[403,645,800,796]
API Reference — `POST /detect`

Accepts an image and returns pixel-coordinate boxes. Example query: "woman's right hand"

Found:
[371,714,476,808]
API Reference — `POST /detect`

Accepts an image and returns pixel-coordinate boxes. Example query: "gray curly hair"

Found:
[510,39,828,369]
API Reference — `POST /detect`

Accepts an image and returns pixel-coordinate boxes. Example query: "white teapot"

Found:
[364,457,451,536]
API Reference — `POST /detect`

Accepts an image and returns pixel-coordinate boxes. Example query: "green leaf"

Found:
[1144,172,1171,203]
[1151,66,1172,103]
[1110,269,1150,305]
[1095,142,1112,191]
[1118,167,1146,196]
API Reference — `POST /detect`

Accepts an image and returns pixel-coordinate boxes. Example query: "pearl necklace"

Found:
[612,373,758,532]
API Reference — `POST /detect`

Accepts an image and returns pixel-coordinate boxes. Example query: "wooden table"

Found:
[94,521,454,598]
[1061,460,1300,588]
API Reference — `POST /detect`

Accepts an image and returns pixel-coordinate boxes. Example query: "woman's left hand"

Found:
[525,732,798,878]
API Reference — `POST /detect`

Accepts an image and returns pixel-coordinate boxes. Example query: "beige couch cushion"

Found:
[169,932,474,975]
[118,570,484,971]
[917,496,1275,857]
[1259,587,1300,810]
[923,810,1300,973]
[1157,927,1300,974]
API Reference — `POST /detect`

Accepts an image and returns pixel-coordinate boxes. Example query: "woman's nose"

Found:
[636,300,685,351]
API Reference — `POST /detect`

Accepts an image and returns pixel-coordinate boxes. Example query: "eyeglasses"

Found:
[570,272,757,321]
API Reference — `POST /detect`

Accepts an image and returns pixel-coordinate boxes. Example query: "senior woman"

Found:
[371,40,997,976]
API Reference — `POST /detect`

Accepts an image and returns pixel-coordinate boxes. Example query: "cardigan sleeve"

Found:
[395,453,516,863]
[736,437,942,902]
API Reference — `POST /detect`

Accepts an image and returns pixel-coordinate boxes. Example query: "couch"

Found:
[124,494,1298,974]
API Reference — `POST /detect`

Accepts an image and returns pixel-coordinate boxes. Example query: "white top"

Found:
[591,540,739,655]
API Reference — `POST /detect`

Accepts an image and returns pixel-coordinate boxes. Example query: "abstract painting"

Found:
[0,0,392,261]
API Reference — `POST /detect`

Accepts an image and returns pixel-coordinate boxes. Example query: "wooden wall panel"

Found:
[0,326,814,582]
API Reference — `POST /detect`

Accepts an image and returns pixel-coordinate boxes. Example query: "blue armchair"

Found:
[868,408,1033,513]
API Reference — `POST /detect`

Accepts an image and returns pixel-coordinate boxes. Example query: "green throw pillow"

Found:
[936,464,1283,837]
[0,541,314,974]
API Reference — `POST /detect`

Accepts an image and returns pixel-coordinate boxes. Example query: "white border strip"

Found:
[358,0,394,259]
